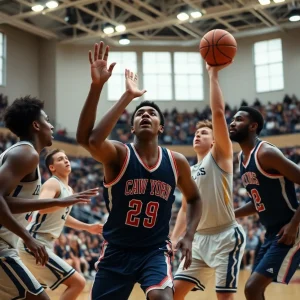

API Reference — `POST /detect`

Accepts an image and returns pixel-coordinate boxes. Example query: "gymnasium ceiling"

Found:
[0,0,300,46]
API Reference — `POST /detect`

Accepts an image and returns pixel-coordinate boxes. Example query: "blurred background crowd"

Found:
[0,92,299,278]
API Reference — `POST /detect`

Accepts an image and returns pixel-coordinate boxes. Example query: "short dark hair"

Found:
[4,96,44,137]
[238,106,264,134]
[130,101,165,126]
[45,149,64,174]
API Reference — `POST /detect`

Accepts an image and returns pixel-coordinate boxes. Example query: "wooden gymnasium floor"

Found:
[48,270,300,300]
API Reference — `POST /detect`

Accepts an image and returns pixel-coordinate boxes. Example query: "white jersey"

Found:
[0,141,41,248]
[192,152,236,234]
[27,176,73,240]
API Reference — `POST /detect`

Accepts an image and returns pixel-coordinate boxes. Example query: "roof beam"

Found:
[61,0,295,44]
[0,11,57,39]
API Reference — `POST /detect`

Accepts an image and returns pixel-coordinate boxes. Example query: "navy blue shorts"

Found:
[252,231,300,284]
[91,241,173,300]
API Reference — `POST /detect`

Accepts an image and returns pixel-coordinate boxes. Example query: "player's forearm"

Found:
[0,196,33,242]
[209,73,225,114]
[234,201,256,218]
[65,215,90,231]
[5,196,58,214]
[289,206,300,227]
[184,197,201,240]
[89,91,135,146]
[171,207,186,242]
[76,83,104,147]
[38,207,62,214]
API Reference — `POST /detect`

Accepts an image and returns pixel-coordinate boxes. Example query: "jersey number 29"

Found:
[251,188,265,212]
[125,200,159,228]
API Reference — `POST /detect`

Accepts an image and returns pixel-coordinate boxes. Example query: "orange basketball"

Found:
[199,29,237,66]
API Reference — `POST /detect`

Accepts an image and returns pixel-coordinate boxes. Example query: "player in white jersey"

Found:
[18,149,102,300]
[171,63,246,300]
[0,97,98,300]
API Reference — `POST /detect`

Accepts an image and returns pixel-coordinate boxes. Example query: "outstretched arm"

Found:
[173,152,202,269]
[65,216,103,234]
[76,42,116,150]
[235,201,256,218]
[206,62,233,172]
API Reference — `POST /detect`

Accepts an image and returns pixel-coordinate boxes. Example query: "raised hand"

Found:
[125,69,147,99]
[88,41,116,85]
[206,61,232,77]
[58,188,99,207]
[23,236,49,266]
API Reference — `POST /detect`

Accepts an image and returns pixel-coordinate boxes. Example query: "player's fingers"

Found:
[108,62,116,73]
[103,45,109,61]
[98,41,104,59]
[94,43,98,62]
[34,250,40,265]
[184,250,191,270]
[89,50,93,65]
[39,246,48,266]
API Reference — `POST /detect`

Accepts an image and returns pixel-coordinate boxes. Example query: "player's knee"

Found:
[244,279,259,298]
[147,288,173,300]
[64,272,86,291]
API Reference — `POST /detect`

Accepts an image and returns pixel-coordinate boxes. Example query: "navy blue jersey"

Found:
[102,143,178,248]
[239,140,299,234]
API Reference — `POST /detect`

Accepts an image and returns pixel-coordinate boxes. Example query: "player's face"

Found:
[131,106,163,137]
[229,111,251,143]
[37,110,54,147]
[193,127,214,152]
[50,152,71,175]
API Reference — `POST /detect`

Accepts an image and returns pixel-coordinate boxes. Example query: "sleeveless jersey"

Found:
[239,140,299,234]
[103,143,178,248]
[192,152,236,235]
[28,176,73,240]
[0,142,41,248]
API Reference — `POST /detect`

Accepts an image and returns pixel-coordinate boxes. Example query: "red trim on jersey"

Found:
[241,146,256,168]
[96,240,108,267]
[103,145,129,187]
[283,243,300,283]
[132,144,162,171]
[145,253,173,294]
[170,151,179,179]
[254,141,283,178]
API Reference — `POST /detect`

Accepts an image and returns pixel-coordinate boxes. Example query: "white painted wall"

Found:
[0,25,40,101]
[0,25,299,136]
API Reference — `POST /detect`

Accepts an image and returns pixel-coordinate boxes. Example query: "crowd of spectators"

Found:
[112,94,300,145]
[0,91,299,278]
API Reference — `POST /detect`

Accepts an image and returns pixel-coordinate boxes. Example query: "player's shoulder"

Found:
[4,144,39,166]
[42,177,61,191]
[257,141,282,158]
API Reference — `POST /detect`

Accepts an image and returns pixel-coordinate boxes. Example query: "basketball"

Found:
[199,29,237,66]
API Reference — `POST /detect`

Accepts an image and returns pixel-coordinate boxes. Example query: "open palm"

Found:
[89,41,116,85]
[125,69,146,98]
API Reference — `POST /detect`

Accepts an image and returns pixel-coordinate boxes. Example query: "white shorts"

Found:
[174,225,246,293]
[0,243,43,300]
[17,238,75,290]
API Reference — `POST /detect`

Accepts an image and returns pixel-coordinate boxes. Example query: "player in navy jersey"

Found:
[230,106,300,300]
[77,41,202,300]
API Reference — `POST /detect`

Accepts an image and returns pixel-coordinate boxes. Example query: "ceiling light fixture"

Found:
[190,11,202,18]
[273,0,285,3]
[46,1,59,9]
[289,8,300,22]
[119,35,130,45]
[115,24,126,32]
[103,24,114,34]
[31,4,44,12]
[177,12,189,21]
[258,0,271,5]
